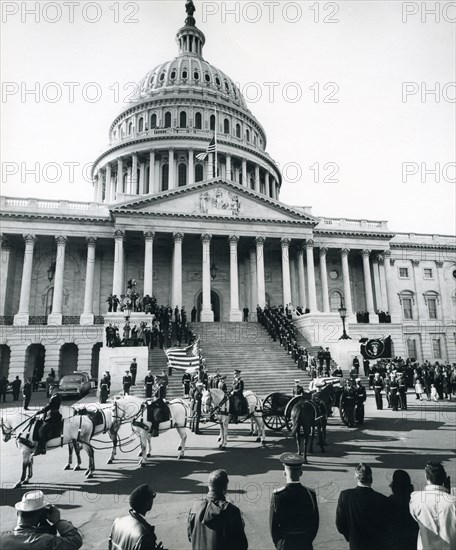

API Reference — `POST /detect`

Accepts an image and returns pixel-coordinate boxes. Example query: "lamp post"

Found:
[210,262,218,280]
[338,298,351,340]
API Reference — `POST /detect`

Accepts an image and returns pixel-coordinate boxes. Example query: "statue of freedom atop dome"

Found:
[186,0,196,17]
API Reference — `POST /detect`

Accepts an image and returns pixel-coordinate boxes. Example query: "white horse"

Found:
[201,388,266,449]
[0,408,95,488]
[114,395,189,467]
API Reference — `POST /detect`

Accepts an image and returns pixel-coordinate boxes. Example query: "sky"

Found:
[1,0,455,235]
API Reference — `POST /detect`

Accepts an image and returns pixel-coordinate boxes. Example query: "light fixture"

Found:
[210,263,218,280]
[47,261,56,282]
[338,298,351,340]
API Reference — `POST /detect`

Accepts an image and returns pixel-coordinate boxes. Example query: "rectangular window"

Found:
[399,267,409,278]
[423,268,433,279]
[432,338,442,358]
[427,298,437,319]
[403,298,413,320]
[407,339,417,359]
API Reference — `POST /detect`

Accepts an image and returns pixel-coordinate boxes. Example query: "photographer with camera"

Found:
[0,490,82,549]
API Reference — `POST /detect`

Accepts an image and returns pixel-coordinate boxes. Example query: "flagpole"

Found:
[214,105,218,178]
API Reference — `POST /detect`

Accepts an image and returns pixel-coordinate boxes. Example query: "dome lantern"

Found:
[176,0,205,57]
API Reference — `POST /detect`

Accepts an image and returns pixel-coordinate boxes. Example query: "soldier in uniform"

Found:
[122,371,132,396]
[270,453,319,550]
[373,372,384,410]
[190,382,203,435]
[293,380,304,397]
[231,369,245,423]
[145,371,155,398]
[341,380,356,427]
[398,374,408,410]
[352,356,360,374]
[354,378,366,424]
[34,393,62,455]
[99,372,110,403]
[390,374,400,411]
[22,378,32,410]
[130,357,138,385]
[182,370,192,398]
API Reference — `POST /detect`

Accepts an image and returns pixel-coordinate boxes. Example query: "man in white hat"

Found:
[0,490,82,549]
[293,379,304,396]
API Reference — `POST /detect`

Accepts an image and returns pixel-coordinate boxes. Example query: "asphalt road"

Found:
[1,390,455,550]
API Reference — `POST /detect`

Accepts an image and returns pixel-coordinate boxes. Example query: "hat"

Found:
[15,490,49,512]
[279,453,305,468]
[129,484,155,512]
[196,381,204,387]
[355,378,361,383]
[234,369,241,374]
[294,379,301,383]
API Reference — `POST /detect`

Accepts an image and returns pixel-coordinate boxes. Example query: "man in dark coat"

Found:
[336,463,389,550]
[109,484,161,550]
[182,371,192,398]
[373,373,384,410]
[130,358,138,385]
[11,376,21,401]
[34,393,62,455]
[22,378,32,410]
[191,306,197,322]
[243,306,249,322]
[0,376,8,402]
[230,369,245,422]
[99,373,110,404]
[292,380,304,396]
[352,356,360,374]
[354,379,366,424]
[190,382,203,434]
[123,371,132,396]
[363,358,370,377]
[188,469,248,550]
[270,453,319,550]
[145,371,155,398]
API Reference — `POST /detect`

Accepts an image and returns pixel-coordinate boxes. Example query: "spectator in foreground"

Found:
[0,490,82,550]
[410,461,456,550]
[188,469,248,550]
[270,453,319,550]
[335,463,389,550]
[388,469,418,550]
[109,484,164,550]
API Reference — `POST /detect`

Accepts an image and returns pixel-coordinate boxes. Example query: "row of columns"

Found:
[8,232,445,325]
[95,150,280,203]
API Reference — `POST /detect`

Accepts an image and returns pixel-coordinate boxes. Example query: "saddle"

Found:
[146,399,171,425]
[32,418,64,442]
[75,408,105,430]
[229,394,248,416]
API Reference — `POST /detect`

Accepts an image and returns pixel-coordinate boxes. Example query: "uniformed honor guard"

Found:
[373,372,384,410]
[293,380,304,397]
[144,371,154,398]
[354,378,366,424]
[122,371,132,396]
[270,453,319,550]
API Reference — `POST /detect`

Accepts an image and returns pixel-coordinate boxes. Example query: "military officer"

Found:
[231,369,245,423]
[390,374,400,411]
[99,373,110,404]
[190,382,203,435]
[122,371,132,396]
[373,372,384,410]
[270,453,319,550]
[293,380,304,396]
[398,374,408,410]
[354,378,367,424]
[144,371,155,399]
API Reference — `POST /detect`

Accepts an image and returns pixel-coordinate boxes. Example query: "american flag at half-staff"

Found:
[165,340,201,371]
[196,135,216,161]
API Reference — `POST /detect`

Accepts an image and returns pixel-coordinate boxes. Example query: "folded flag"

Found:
[196,136,216,161]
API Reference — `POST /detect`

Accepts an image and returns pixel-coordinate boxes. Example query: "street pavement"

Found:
[1,389,455,550]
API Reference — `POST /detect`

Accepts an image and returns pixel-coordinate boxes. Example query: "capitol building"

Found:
[1,3,455,380]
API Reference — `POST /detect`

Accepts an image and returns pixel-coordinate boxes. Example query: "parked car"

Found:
[51,372,91,398]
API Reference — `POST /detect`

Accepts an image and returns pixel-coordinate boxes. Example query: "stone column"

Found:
[188,149,195,185]
[201,234,214,321]
[14,235,36,325]
[256,237,266,308]
[96,170,104,202]
[0,237,11,316]
[229,235,242,321]
[265,172,271,198]
[412,260,427,321]
[341,248,353,315]
[320,247,330,312]
[226,154,232,181]
[377,255,388,313]
[281,238,292,307]
[361,249,376,320]
[112,230,125,296]
[80,237,97,325]
[139,162,145,195]
[149,151,155,193]
[207,152,214,179]
[48,236,67,325]
[242,159,247,186]
[249,248,257,314]
[168,149,175,189]
[372,256,383,311]
[383,251,399,322]
[143,231,155,297]
[172,233,183,308]
[255,165,260,193]
[436,261,451,320]
[105,163,112,203]
[131,153,138,194]
[306,240,318,312]
[296,245,306,309]
[117,158,123,195]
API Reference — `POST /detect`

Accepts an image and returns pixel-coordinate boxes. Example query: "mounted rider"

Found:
[147,377,169,438]
[34,393,62,456]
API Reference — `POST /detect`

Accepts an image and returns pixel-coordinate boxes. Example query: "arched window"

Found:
[210,115,216,131]
[150,113,157,128]
[398,290,415,320]
[236,123,241,138]
[164,112,172,128]
[423,291,440,320]
[245,129,250,142]
[194,71,199,81]
[194,112,202,129]
[128,121,133,135]
[179,111,187,128]
[253,133,257,145]
[205,73,211,83]
[161,164,169,191]
[223,118,230,134]
[195,164,204,182]
[138,118,144,132]
[329,291,343,312]
[178,164,187,187]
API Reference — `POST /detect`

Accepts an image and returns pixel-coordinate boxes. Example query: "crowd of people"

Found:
[2,459,454,550]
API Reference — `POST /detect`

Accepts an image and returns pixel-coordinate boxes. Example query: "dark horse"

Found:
[287,395,326,464]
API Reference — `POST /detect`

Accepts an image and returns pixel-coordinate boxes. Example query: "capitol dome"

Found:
[92,2,282,204]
